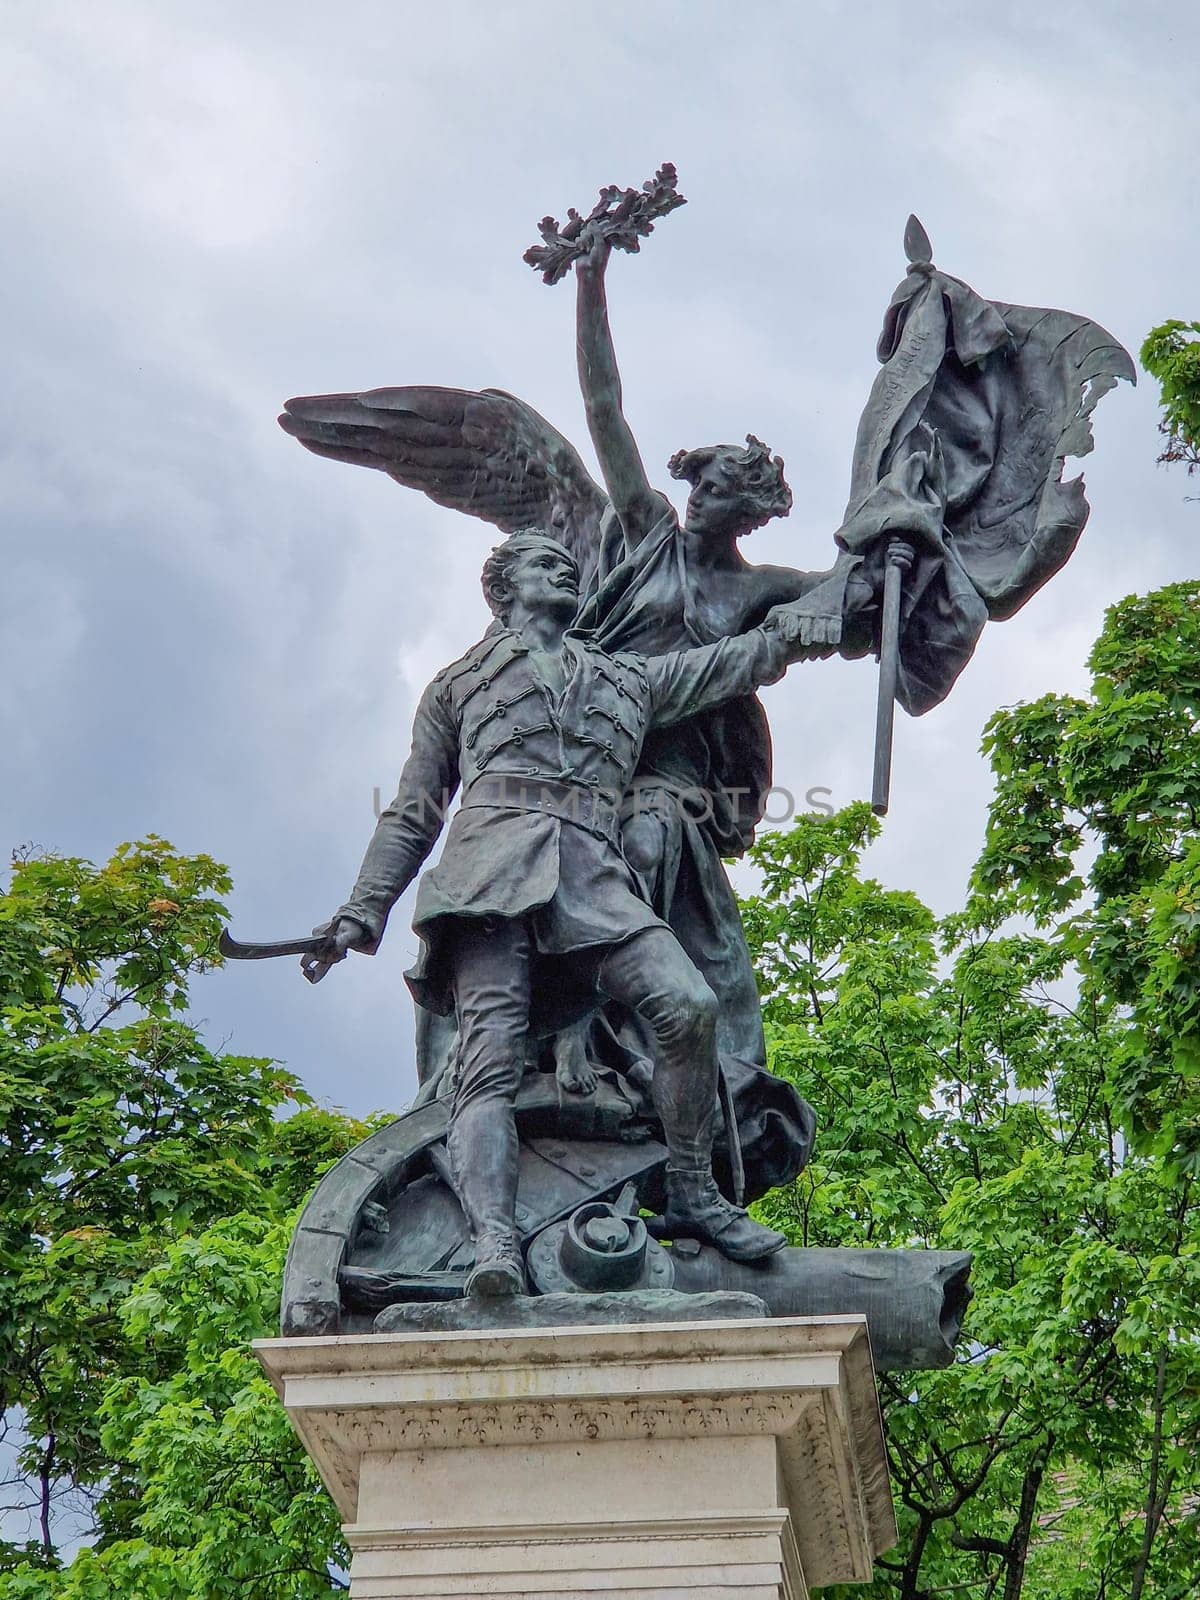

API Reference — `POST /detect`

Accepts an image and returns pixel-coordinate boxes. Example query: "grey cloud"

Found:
[2,0,1196,1113]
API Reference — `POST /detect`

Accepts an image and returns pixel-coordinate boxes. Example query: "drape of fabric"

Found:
[836,263,1135,714]
[575,514,818,1200]
[579,509,773,855]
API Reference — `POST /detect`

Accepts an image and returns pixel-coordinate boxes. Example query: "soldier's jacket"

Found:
[337,623,791,1009]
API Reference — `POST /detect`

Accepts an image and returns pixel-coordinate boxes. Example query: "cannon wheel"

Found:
[281,1076,667,1335]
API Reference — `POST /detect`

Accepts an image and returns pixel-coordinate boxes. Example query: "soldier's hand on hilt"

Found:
[300,917,363,984]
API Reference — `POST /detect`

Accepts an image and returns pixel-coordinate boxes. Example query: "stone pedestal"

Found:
[256,1312,896,1599]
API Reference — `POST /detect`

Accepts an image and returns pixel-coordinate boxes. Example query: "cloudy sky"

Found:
[1,0,1195,1117]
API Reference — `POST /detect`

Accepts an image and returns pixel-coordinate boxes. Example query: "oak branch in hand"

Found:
[523,163,686,286]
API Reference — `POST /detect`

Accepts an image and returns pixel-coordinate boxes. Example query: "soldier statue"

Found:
[302,526,836,1295]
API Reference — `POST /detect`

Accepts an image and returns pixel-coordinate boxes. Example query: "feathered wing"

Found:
[279,385,611,583]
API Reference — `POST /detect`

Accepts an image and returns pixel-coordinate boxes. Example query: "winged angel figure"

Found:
[279,167,1133,1204]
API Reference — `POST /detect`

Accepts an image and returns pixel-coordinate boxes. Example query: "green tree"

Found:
[5,581,1198,1598]
[975,583,1200,1178]
[741,582,1200,1599]
[1141,321,1200,474]
[0,840,364,1594]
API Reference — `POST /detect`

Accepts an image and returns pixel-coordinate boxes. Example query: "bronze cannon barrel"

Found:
[667,1244,972,1370]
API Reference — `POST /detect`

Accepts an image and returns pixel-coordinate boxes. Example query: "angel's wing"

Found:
[279,385,610,581]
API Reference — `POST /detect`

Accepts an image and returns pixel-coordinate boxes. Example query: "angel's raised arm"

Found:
[574,243,673,550]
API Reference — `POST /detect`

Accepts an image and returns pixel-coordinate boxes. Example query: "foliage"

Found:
[0,841,366,1594]
[974,583,1200,1178]
[523,161,685,285]
[4,580,1198,1597]
[2,1220,347,1599]
[740,583,1200,1598]
[1141,321,1200,474]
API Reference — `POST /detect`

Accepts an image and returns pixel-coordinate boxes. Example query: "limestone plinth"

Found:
[255,1312,896,1599]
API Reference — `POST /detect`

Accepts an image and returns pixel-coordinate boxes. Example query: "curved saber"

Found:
[218,929,328,961]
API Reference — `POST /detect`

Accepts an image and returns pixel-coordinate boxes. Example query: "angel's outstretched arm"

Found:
[575,243,672,549]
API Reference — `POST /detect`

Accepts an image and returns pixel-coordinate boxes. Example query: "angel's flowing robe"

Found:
[571,262,1134,1198]
[576,511,823,1200]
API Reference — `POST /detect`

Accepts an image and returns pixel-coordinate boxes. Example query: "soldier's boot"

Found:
[663,1166,787,1263]
[465,1232,528,1297]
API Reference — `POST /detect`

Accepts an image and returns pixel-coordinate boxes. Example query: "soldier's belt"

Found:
[462,775,620,843]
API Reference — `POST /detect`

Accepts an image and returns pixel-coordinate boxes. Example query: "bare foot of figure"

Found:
[554,1019,598,1096]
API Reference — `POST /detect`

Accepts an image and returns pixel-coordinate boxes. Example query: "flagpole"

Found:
[871,540,911,816]
[866,216,934,817]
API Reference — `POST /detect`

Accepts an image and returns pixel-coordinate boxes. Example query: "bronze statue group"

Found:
[234,169,1132,1299]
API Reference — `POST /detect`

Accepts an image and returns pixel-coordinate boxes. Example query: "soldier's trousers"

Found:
[446,916,720,1245]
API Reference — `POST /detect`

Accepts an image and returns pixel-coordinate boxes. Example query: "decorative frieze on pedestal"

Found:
[256,1312,896,1599]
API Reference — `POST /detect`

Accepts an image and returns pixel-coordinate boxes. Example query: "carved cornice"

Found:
[325,1389,811,1455]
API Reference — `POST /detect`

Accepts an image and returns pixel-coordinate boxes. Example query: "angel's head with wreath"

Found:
[668,434,792,542]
